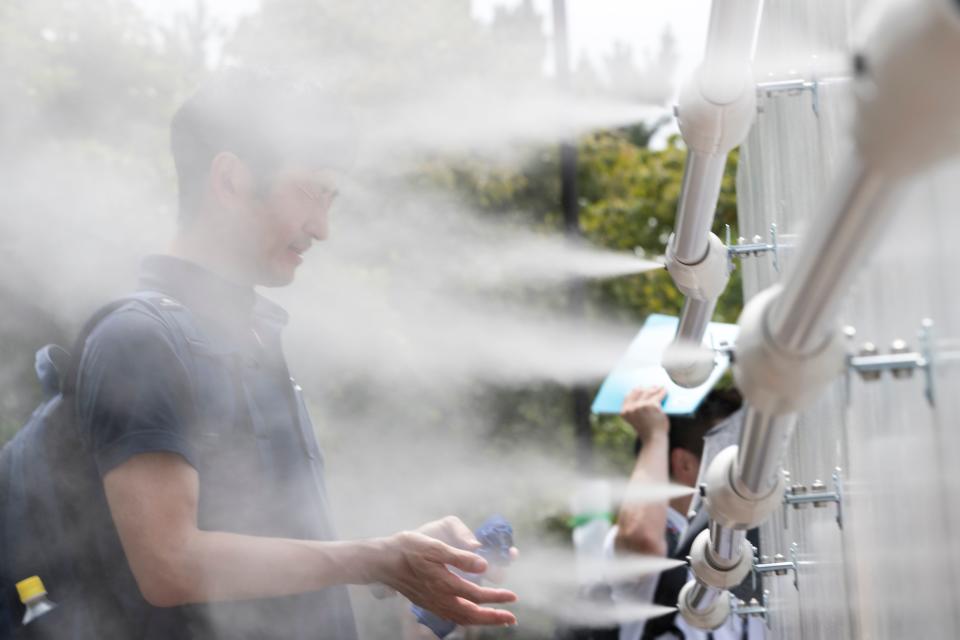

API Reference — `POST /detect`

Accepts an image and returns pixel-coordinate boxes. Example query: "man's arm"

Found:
[104,452,517,626]
[614,386,670,557]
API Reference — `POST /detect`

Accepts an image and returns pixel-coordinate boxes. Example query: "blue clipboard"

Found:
[591,314,738,416]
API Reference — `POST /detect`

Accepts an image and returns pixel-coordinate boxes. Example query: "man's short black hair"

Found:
[667,387,742,459]
[632,388,743,459]
[170,69,357,223]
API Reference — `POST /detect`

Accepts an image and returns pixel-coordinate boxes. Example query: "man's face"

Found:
[241,165,341,287]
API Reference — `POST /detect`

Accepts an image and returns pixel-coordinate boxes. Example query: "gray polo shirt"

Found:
[75,255,357,640]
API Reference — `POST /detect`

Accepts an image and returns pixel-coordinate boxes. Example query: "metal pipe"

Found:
[735,408,796,497]
[767,158,892,355]
[708,521,748,568]
[670,151,727,264]
[702,0,765,102]
[676,296,717,344]
[686,580,724,613]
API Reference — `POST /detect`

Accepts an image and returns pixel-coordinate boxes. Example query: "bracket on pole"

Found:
[726,223,780,273]
[782,468,843,530]
[846,319,953,407]
[752,541,800,592]
[756,78,820,116]
[731,589,770,627]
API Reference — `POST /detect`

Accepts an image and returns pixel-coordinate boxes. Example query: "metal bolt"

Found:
[790,484,809,509]
[858,342,881,381]
[843,325,857,340]
[810,479,827,506]
[890,338,913,379]
[748,598,760,608]
[773,553,788,575]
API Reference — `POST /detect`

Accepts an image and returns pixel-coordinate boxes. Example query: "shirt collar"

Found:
[138,255,289,328]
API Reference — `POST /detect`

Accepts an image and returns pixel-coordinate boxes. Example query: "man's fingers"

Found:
[442,515,481,549]
[622,385,664,410]
[435,543,488,574]
[442,572,517,605]
[448,597,517,626]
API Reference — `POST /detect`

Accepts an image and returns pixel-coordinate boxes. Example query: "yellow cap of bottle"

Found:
[16,576,47,603]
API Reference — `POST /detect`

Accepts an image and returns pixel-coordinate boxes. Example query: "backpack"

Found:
[0,292,202,638]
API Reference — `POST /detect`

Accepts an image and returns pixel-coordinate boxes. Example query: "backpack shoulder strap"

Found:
[61,291,204,397]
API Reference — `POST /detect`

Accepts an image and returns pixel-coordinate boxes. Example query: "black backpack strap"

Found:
[673,508,710,560]
[61,292,203,398]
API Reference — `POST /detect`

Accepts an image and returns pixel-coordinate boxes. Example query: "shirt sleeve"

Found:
[75,306,197,476]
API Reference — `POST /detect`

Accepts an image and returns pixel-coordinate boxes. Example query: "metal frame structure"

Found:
[675,0,960,629]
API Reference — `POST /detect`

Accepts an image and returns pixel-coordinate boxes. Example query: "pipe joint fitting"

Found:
[689,529,753,589]
[734,286,847,415]
[678,581,731,630]
[705,446,786,528]
[665,232,731,299]
[677,65,757,155]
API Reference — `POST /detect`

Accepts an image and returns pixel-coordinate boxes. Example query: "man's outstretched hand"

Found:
[376,517,518,626]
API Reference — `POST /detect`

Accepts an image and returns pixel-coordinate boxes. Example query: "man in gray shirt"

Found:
[73,71,517,639]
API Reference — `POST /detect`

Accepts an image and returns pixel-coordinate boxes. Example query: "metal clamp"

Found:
[731,590,770,627]
[757,78,821,116]
[755,76,850,117]
[783,469,843,529]
[726,223,780,273]
[752,542,799,591]
[847,319,939,406]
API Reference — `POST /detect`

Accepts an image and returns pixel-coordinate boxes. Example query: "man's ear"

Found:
[209,152,254,211]
[669,448,700,487]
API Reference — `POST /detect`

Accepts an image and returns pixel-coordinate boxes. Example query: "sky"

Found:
[132,0,711,90]
[471,0,709,82]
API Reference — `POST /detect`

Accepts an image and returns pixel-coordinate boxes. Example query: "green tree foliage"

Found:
[579,130,743,324]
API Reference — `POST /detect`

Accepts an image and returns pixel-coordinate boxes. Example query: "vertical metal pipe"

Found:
[670,151,727,264]
[676,296,718,344]
[686,580,724,613]
[735,408,797,497]
[702,0,765,76]
[709,522,748,568]
[767,158,892,355]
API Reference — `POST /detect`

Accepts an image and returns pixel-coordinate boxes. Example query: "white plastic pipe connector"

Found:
[665,233,730,301]
[852,0,960,179]
[688,528,754,589]
[703,445,785,530]
[678,581,731,630]
[676,67,757,157]
[734,286,847,416]
[662,233,730,388]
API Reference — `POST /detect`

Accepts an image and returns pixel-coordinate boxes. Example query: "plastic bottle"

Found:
[411,515,514,638]
[16,576,56,625]
[569,480,613,588]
